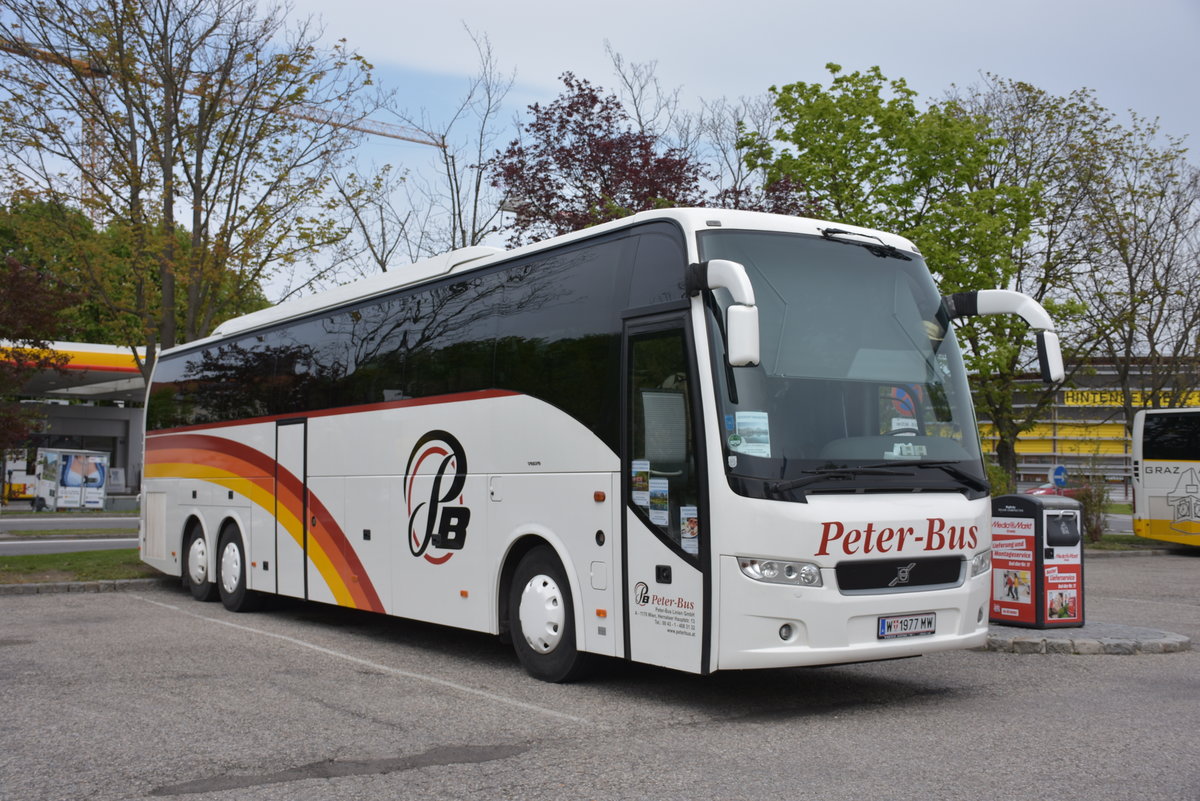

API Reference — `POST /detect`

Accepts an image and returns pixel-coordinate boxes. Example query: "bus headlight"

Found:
[970,549,992,577]
[738,557,822,587]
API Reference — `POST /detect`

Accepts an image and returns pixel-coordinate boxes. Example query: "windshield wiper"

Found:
[854,459,991,493]
[766,460,989,498]
[768,465,912,495]
[820,228,913,261]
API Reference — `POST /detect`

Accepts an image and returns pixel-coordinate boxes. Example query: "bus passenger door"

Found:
[275,419,307,599]
[622,318,709,674]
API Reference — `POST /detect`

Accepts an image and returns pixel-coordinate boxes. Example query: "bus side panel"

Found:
[343,476,398,615]
[305,475,343,606]
[390,472,491,632]
[1134,466,1200,544]
[489,472,619,657]
[624,509,704,673]
[140,486,177,576]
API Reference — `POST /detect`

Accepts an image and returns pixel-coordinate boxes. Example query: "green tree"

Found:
[942,77,1122,477]
[743,64,1052,479]
[0,198,108,342]
[0,255,72,450]
[1078,115,1200,428]
[0,0,382,376]
[0,195,267,346]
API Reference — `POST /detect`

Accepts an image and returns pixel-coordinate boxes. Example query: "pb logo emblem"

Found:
[404,430,471,565]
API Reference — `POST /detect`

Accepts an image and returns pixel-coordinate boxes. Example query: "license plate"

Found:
[877,612,936,639]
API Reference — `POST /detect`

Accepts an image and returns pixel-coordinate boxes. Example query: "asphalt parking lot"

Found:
[1,551,1197,801]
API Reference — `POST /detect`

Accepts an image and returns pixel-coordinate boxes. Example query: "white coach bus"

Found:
[140,209,1064,681]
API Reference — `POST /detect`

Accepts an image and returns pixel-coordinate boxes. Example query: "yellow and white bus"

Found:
[1132,407,1200,547]
[140,208,1063,681]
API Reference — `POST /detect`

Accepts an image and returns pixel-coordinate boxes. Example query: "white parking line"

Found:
[134,594,589,724]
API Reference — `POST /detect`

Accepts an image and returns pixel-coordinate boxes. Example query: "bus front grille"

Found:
[835,555,965,594]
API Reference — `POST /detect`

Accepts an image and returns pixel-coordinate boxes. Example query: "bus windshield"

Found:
[698,229,985,499]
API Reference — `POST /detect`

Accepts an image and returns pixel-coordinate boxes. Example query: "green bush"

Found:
[1074,480,1110,543]
[985,459,1015,496]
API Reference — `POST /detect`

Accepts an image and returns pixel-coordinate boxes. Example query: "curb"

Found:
[0,577,174,596]
[985,622,1191,655]
[1083,548,1177,558]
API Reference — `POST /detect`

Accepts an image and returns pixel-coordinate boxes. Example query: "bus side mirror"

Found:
[725,305,760,367]
[1037,330,1064,385]
[943,289,1065,384]
[688,259,760,367]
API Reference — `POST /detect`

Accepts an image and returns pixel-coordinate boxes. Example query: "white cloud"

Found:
[292,0,1200,144]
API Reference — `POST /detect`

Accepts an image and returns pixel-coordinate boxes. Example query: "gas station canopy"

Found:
[9,341,146,404]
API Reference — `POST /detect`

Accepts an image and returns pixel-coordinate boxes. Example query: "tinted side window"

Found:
[627,224,688,308]
[146,336,283,429]
[342,272,504,404]
[148,235,631,432]
[495,239,627,452]
[1144,413,1200,461]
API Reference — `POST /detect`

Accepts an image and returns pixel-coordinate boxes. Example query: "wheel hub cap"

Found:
[518,574,565,653]
[187,537,208,584]
[220,541,241,595]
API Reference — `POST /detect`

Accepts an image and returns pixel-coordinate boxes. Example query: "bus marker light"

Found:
[460,590,469,598]
[594,491,606,502]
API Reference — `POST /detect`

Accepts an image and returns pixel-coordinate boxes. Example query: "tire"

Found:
[216,525,261,613]
[182,526,218,602]
[508,546,593,683]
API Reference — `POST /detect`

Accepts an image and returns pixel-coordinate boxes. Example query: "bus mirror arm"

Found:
[688,260,760,367]
[942,289,1065,384]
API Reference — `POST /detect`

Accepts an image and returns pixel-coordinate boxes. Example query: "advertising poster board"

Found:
[991,515,1037,625]
[1042,511,1083,624]
[35,449,110,511]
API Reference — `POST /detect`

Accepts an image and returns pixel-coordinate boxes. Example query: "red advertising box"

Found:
[990,495,1084,628]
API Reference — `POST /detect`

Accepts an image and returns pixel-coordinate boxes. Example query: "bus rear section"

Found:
[1132,408,1200,547]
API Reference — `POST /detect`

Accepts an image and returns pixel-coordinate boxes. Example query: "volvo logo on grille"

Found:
[889,562,918,587]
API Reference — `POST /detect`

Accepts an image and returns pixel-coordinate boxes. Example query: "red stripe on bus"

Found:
[146,434,384,612]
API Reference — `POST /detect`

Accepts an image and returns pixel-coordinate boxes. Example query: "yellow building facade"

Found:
[977,376,1200,490]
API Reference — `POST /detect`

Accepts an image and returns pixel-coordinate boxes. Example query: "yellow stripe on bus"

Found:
[145,462,356,606]
[1134,517,1200,546]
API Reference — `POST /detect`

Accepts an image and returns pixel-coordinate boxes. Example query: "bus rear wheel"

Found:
[508,546,593,683]
[217,526,261,613]
[182,527,218,602]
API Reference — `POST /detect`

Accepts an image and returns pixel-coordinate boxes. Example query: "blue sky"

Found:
[290,0,1200,153]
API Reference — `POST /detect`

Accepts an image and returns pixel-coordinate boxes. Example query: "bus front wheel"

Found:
[508,546,592,683]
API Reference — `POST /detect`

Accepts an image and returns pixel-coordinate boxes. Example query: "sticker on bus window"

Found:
[681,506,699,554]
[631,460,650,507]
[731,411,771,457]
[649,478,670,526]
[886,442,928,459]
